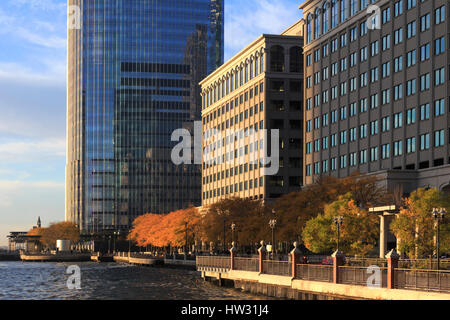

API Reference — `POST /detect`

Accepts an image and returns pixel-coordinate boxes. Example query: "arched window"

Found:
[221,78,225,97]
[323,3,329,34]
[245,62,249,83]
[260,52,265,73]
[307,14,312,43]
[255,55,259,76]
[239,65,243,86]
[226,76,229,95]
[350,0,357,16]
[289,47,302,73]
[230,72,234,92]
[331,0,338,28]
[340,0,348,22]
[314,8,321,39]
[270,46,285,72]
[250,59,254,80]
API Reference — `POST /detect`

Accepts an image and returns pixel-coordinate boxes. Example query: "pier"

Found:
[114,252,196,268]
[197,243,450,300]
[20,252,91,262]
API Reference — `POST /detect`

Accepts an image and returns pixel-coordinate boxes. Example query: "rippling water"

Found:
[0,262,267,300]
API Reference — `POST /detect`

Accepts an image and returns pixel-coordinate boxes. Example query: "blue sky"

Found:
[0,0,303,246]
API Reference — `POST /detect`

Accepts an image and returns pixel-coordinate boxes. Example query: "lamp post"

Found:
[432,208,446,270]
[333,216,344,251]
[113,230,120,253]
[269,214,277,259]
[185,222,188,255]
[231,223,236,244]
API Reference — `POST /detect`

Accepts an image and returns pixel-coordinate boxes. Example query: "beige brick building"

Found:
[200,27,304,206]
[300,0,450,194]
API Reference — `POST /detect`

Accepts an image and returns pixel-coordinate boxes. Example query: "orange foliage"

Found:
[130,207,201,247]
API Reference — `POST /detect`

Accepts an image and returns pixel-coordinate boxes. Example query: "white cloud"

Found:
[0,138,66,163]
[10,0,66,12]
[16,27,66,49]
[0,61,66,86]
[225,0,302,59]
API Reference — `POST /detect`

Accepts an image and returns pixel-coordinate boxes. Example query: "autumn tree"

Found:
[390,188,450,259]
[302,193,379,256]
[29,222,80,249]
[129,207,202,248]
[271,172,388,244]
[201,198,268,246]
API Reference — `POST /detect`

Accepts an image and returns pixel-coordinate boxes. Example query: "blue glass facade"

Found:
[66,0,224,233]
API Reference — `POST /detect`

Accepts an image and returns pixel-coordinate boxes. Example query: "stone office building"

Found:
[200,25,304,206]
[299,0,450,194]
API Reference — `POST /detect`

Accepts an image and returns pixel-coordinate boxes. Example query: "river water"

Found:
[0,261,267,300]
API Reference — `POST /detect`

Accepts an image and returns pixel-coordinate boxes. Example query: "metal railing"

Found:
[346,257,450,270]
[296,264,333,282]
[394,269,450,293]
[346,258,388,267]
[262,260,291,276]
[339,266,388,288]
[398,259,450,270]
[234,257,259,272]
[196,256,231,270]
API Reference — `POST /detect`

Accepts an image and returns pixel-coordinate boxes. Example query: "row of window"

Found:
[306,130,448,176]
[306,0,439,44]
[306,99,447,132]
[203,102,265,133]
[306,66,447,113]
[202,51,265,109]
[306,129,447,155]
[203,83,264,124]
[203,178,264,200]
[307,33,445,75]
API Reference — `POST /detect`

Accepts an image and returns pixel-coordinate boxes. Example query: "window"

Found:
[435,36,445,56]
[420,73,430,91]
[407,108,416,124]
[435,67,445,86]
[435,130,445,147]
[420,43,430,61]
[435,6,445,25]
[420,104,430,120]
[420,13,430,32]
[407,21,416,39]
[420,133,430,150]
[407,137,416,153]
[270,46,285,72]
[435,99,445,117]
[394,141,403,156]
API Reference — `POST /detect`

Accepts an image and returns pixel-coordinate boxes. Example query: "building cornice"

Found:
[200,34,302,88]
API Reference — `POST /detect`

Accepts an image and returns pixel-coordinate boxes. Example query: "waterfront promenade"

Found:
[197,243,450,300]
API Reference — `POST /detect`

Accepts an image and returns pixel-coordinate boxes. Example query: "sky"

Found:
[0,0,303,247]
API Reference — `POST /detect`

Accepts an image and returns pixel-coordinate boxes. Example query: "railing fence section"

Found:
[296,264,333,282]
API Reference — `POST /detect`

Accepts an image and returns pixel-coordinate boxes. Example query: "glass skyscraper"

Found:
[66,0,224,234]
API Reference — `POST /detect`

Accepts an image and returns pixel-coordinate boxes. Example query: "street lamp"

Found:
[231,223,236,244]
[333,216,344,251]
[185,222,188,255]
[432,208,446,270]
[269,216,277,259]
[113,230,120,253]
[218,209,230,253]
